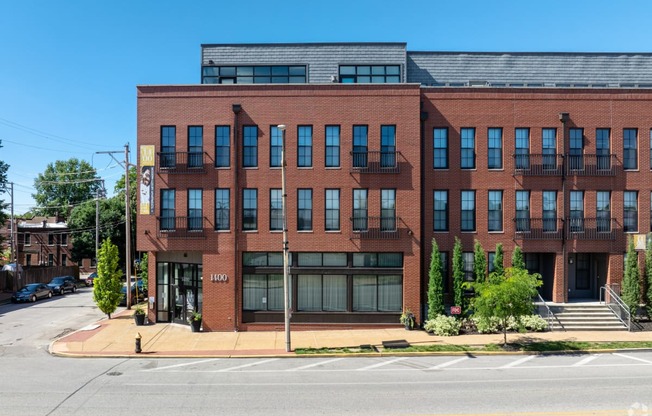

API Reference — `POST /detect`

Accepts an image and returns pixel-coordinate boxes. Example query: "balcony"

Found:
[512,154,563,176]
[350,151,401,174]
[157,152,210,174]
[513,218,564,240]
[350,216,401,239]
[157,216,207,239]
[565,154,617,176]
[565,217,617,240]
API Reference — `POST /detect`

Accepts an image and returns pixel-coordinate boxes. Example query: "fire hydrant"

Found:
[135,332,142,353]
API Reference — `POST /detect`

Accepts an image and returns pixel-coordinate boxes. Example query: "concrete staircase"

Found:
[548,303,628,331]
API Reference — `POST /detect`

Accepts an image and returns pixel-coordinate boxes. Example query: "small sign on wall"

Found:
[634,234,648,251]
[210,274,228,282]
[450,306,462,315]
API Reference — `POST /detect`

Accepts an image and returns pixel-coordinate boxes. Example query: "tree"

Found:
[427,238,445,318]
[471,267,542,345]
[452,237,464,312]
[473,240,486,283]
[511,245,525,270]
[622,236,640,316]
[646,241,652,319]
[33,158,100,220]
[93,238,123,318]
[139,253,149,289]
[493,243,504,276]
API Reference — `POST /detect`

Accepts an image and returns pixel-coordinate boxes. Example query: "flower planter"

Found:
[190,319,202,332]
[134,313,146,326]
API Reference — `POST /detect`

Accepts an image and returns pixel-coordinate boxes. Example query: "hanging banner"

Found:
[140,145,155,215]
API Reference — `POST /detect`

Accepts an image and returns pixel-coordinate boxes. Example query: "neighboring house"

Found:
[16,216,73,268]
[136,42,652,331]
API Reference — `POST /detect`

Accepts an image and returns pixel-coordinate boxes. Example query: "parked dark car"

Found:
[119,282,147,306]
[47,276,78,295]
[85,272,98,287]
[11,283,53,303]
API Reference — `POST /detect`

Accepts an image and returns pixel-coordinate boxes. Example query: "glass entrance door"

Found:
[171,263,202,325]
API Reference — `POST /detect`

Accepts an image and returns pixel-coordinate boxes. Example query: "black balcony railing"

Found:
[565,217,617,240]
[157,152,209,173]
[565,154,617,176]
[512,154,563,176]
[350,216,401,239]
[513,218,564,240]
[350,151,401,173]
[157,216,207,239]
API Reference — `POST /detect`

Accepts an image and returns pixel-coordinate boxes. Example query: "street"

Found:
[0,290,651,416]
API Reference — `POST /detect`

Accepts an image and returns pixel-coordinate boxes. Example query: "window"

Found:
[487,128,502,169]
[60,233,68,246]
[24,233,31,245]
[298,126,313,167]
[543,191,557,232]
[570,191,584,232]
[243,252,283,266]
[433,128,449,169]
[215,189,230,230]
[325,126,340,167]
[270,126,282,167]
[596,191,611,232]
[61,254,67,266]
[188,126,203,168]
[515,128,530,169]
[215,126,230,168]
[461,190,476,231]
[48,234,54,245]
[48,254,54,266]
[460,128,475,169]
[243,274,284,311]
[596,128,611,170]
[298,189,312,231]
[26,254,31,266]
[353,252,403,267]
[298,275,347,312]
[353,275,402,312]
[353,125,368,168]
[161,126,176,168]
[188,189,203,231]
[381,125,396,168]
[243,126,258,168]
[160,189,175,230]
[463,252,474,281]
[515,190,530,232]
[488,252,495,273]
[488,190,503,232]
[339,65,401,83]
[353,189,368,231]
[202,65,307,84]
[542,128,557,170]
[624,191,638,232]
[440,252,450,293]
[325,189,340,231]
[243,189,257,231]
[623,128,638,170]
[433,190,448,231]
[270,189,282,231]
[569,128,584,170]
[381,189,396,231]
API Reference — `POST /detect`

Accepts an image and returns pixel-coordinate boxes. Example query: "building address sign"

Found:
[210,274,229,283]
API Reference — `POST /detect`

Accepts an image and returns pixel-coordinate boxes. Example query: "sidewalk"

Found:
[49,309,652,358]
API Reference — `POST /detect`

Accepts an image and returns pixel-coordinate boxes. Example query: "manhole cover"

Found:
[106,372,122,376]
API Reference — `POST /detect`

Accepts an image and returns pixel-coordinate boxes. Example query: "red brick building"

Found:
[137,43,652,330]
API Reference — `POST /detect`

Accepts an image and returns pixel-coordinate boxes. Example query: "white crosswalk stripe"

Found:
[428,356,469,370]
[500,355,535,368]
[356,357,409,371]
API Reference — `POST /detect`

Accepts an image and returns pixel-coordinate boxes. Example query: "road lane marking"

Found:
[500,355,535,368]
[146,358,221,371]
[571,355,599,367]
[356,357,409,371]
[286,357,345,371]
[217,358,279,372]
[428,356,469,370]
[613,353,652,364]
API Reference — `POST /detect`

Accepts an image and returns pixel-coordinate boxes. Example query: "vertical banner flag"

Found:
[140,145,155,215]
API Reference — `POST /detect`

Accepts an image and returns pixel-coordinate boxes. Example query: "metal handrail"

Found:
[535,293,564,331]
[600,285,631,331]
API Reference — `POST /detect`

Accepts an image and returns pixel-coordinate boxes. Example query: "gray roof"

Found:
[407,52,652,87]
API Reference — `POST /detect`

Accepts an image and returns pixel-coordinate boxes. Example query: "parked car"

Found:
[85,272,98,287]
[119,282,147,306]
[47,276,78,295]
[11,283,53,303]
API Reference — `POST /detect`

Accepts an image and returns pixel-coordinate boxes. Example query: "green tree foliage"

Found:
[33,158,100,220]
[493,243,504,277]
[139,253,148,289]
[68,196,126,265]
[646,241,652,319]
[473,240,486,283]
[427,239,445,318]
[93,238,123,318]
[452,237,464,311]
[511,245,525,270]
[471,267,542,345]
[622,236,641,316]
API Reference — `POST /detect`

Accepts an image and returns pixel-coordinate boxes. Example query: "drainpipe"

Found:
[419,102,428,322]
[232,104,241,331]
[559,112,569,302]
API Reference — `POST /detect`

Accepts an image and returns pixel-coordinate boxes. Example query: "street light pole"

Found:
[278,124,291,352]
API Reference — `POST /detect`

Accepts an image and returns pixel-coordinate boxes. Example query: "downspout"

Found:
[419,101,428,323]
[232,104,242,331]
[559,112,569,302]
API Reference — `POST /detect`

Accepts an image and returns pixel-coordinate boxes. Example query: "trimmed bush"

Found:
[424,315,462,336]
[472,316,501,334]
[520,314,549,332]
[472,314,548,334]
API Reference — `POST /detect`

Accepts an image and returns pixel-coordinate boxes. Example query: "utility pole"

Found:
[277,125,291,352]
[9,182,15,267]
[95,182,105,262]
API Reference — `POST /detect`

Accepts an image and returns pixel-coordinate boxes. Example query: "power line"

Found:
[0,117,101,150]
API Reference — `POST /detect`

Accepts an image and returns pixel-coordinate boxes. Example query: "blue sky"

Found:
[1,0,651,213]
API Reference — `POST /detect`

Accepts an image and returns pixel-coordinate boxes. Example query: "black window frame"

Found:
[433,127,449,169]
[460,128,476,169]
[214,188,230,231]
[215,126,230,168]
[243,126,258,168]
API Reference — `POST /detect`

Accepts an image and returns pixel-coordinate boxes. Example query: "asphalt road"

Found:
[1,290,651,416]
